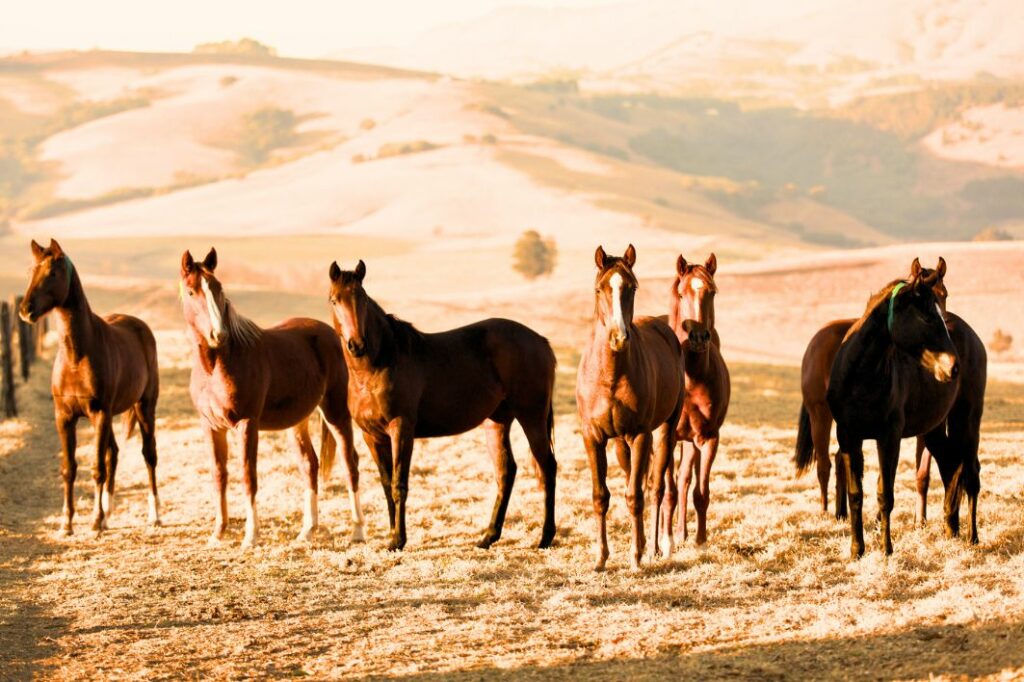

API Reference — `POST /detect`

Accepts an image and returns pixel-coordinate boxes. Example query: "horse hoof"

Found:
[150,518,163,528]
[350,525,366,543]
[476,531,499,549]
[240,537,258,551]
[386,538,405,552]
[91,519,103,533]
[537,536,554,550]
[295,528,314,544]
[593,560,607,572]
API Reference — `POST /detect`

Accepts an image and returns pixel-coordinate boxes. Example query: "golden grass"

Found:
[1,337,1022,679]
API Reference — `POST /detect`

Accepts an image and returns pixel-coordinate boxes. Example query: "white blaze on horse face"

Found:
[201,277,224,346]
[608,272,628,349]
[690,277,704,292]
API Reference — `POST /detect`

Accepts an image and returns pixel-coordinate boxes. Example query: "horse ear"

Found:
[181,250,194,275]
[329,261,342,282]
[48,238,63,259]
[354,259,366,282]
[202,247,217,272]
[623,244,636,268]
[910,257,922,279]
[705,253,717,276]
[30,240,45,261]
[676,254,687,276]
[935,256,946,279]
[594,246,607,270]
[682,319,696,333]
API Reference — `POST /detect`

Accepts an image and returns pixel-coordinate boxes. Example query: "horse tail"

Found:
[124,409,139,440]
[794,403,814,476]
[319,415,337,486]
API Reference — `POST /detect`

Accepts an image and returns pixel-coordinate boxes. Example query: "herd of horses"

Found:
[16,239,985,569]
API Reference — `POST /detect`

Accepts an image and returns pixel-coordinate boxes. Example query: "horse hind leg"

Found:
[102,431,119,529]
[135,400,161,527]
[290,420,319,543]
[914,437,930,526]
[320,403,365,543]
[693,436,719,546]
[479,417,517,549]
[808,406,832,515]
[90,412,113,535]
[675,440,698,541]
[520,412,557,549]
[648,422,676,560]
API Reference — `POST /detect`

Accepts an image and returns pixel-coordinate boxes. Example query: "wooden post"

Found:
[14,295,31,381]
[1,301,16,418]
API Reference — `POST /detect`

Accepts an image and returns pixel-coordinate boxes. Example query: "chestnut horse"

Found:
[19,239,160,535]
[796,260,948,521]
[659,254,730,551]
[577,245,683,569]
[328,259,557,551]
[181,248,362,548]
[828,259,979,557]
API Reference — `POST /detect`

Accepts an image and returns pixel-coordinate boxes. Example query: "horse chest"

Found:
[348,369,399,432]
[191,367,247,430]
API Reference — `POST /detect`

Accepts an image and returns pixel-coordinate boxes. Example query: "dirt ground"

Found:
[1,332,1023,681]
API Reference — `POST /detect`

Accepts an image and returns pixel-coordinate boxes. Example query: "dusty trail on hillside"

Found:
[1,344,1023,680]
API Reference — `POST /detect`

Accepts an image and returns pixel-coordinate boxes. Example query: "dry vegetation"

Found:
[1,331,1023,680]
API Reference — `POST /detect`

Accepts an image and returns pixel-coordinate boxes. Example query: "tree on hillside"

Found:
[233,108,298,166]
[512,230,557,280]
[194,38,277,57]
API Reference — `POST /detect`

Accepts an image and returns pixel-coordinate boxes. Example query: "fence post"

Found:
[1,301,16,418]
[14,295,31,381]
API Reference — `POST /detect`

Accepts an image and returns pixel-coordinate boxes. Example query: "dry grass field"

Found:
[2,329,1023,680]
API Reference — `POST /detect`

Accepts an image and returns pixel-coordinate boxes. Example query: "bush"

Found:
[973,226,1014,242]
[512,230,557,280]
[990,329,1013,354]
[194,38,276,58]
[233,108,298,166]
[377,141,439,159]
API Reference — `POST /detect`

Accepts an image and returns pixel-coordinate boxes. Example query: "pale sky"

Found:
[1,0,621,57]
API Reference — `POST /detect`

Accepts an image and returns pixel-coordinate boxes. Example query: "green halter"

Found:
[887,281,907,332]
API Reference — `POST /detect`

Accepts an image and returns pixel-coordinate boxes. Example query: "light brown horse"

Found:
[577,245,684,570]
[328,259,557,551]
[796,260,948,521]
[19,239,160,535]
[659,254,730,551]
[181,248,362,548]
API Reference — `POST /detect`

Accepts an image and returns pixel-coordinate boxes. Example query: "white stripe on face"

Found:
[610,272,628,338]
[201,277,224,345]
[690,278,704,292]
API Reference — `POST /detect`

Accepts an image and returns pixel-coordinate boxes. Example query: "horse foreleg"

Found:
[479,419,516,549]
[56,412,79,536]
[364,432,395,533]
[137,400,160,527]
[323,408,365,542]
[387,419,414,551]
[207,427,229,545]
[90,412,113,535]
[521,415,557,549]
[583,436,610,571]
[627,432,651,570]
[102,431,119,525]
[239,420,260,550]
[290,421,319,543]
[648,423,674,560]
[660,446,677,558]
[675,441,698,541]
[877,433,901,555]
[694,435,719,546]
[914,437,930,526]
[838,434,865,559]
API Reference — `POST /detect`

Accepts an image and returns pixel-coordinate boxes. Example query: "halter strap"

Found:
[887,281,907,332]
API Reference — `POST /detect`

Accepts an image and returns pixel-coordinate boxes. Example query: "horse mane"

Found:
[224,299,262,348]
[366,297,423,357]
[843,278,907,342]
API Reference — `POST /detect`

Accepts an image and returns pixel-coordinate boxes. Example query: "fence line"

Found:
[1,301,16,418]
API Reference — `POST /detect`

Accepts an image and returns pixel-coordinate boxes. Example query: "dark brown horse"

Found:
[181,248,361,548]
[796,260,949,521]
[828,258,984,557]
[19,239,160,535]
[658,254,731,552]
[328,259,557,551]
[577,245,684,569]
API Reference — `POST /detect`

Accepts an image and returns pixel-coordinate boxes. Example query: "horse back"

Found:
[801,319,854,404]
[260,318,345,419]
[97,313,158,413]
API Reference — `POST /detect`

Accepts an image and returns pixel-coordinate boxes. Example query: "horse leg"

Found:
[675,440,698,541]
[808,405,832,515]
[627,432,651,570]
[322,402,365,542]
[648,423,674,560]
[207,427,229,545]
[239,419,260,549]
[583,435,610,570]
[694,435,719,546]
[363,432,395,533]
[613,438,630,474]
[102,431,119,527]
[520,415,557,549]
[914,437,930,526]
[479,418,516,549]
[137,400,160,526]
[839,435,866,558]
[660,445,677,558]
[56,412,79,536]
[90,412,113,535]
[877,434,901,555]
[290,421,319,543]
[927,429,962,539]
[386,418,414,551]
[834,448,848,520]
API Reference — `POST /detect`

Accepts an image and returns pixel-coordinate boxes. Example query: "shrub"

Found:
[990,329,1013,354]
[973,226,1014,242]
[194,38,276,58]
[233,108,298,166]
[377,140,438,159]
[512,230,557,280]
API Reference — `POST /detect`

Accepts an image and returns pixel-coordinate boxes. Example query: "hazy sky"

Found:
[1,0,620,56]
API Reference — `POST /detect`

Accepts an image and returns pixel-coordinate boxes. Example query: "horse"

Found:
[180,248,362,548]
[828,258,978,557]
[658,253,731,552]
[576,245,684,570]
[796,262,951,522]
[328,259,557,551]
[19,239,160,535]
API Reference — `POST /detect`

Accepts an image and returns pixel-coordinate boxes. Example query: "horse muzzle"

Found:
[608,329,629,352]
[18,307,36,324]
[347,339,367,358]
[921,350,959,383]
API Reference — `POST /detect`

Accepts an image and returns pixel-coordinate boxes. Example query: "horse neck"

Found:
[683,344,710,376]
[53,269,97,362]
[363,296,398,368]
[833,307,892,390]
[586,318,634,382]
